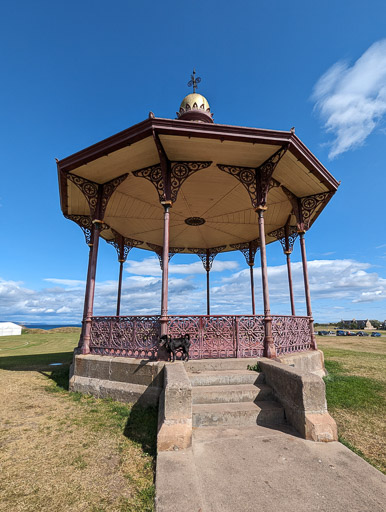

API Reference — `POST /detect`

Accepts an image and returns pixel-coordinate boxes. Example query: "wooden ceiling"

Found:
[58,117,339,253]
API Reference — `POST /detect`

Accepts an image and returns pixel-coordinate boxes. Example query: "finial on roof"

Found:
[188,69,201,93]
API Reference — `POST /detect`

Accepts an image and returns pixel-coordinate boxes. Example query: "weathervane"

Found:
[188,69,201,93]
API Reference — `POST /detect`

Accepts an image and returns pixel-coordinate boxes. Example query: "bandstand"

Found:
[57,76,339,362]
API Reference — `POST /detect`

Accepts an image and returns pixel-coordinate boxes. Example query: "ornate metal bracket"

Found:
[147,242,185,269]
[64,172,128,219]
[133,161,212,204]
[230,239,260,266]
[190,246,226,272]
[106,229,143,262]
[64,214,108,246]
[217,145,287,209]
[282,186,332,232]
[269,225,298,254]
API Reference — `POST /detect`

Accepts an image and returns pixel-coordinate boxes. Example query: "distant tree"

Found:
[370,320,381,329]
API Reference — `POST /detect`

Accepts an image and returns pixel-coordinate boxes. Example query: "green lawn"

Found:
[0,330,79,369]
[318,336,386,474]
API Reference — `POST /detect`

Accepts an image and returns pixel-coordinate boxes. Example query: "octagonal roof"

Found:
[57,115,339,254]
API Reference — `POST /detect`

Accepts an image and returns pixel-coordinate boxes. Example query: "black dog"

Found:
[159,334,191,362]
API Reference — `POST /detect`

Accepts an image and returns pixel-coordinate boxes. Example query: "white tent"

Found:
[0,322,22,336]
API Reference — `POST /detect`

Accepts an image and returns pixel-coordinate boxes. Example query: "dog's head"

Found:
[184,334,190,341]
[159,334,170,347]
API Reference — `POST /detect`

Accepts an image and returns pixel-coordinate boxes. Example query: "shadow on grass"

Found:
[0,352,74,371]
[124,402,158,458]
[40,366,71,391]
[40,362,158,458]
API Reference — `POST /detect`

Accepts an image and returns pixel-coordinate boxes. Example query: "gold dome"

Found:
[179,93,210,112]
[177,93,213,123]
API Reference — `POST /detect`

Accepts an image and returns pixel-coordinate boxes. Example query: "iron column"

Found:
[257,208,276,358]
[81,220,102,354]
[160,202,171,336]
[299,232,317,350]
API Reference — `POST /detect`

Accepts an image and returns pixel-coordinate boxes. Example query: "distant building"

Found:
[341,319,376,330]
[0,322,22,336]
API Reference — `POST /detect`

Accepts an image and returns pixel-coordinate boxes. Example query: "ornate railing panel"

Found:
[90,316,160,359]
[271,315,312,355]
[168,315,265,359]
[236,316,265,357]
[89,314,312,359]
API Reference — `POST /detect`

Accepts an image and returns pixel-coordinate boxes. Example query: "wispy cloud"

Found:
[312,39,386,158]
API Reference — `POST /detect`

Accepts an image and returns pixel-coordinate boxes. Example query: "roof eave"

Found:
[57,117,339,193]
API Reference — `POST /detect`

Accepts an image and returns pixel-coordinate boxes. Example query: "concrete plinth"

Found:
[69,354,165,406]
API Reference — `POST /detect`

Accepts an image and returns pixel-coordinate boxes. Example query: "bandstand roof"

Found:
[57,112,339,254]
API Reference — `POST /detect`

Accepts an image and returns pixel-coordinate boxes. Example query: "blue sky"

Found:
[1,0,386,324]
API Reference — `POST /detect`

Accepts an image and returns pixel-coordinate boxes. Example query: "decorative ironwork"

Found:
[271,315,312,355]
[269,226,298,254]
[170,162,212,202]
[282,187,332,232]
[230,239,260,266]
[185,217,206,226]
[100,174,128,216]
[133,161,212,203]
[65,173,99,215]
[64,172,128,219]
[106,229,143,261]
[217,145,288,209]
[168,315,265,359]
[188,69,201,93]
[133,164,164,200]
[89,316,160,359]
[190,246,226,271]
[88,314,312,360]
[300,193,331,229]
[237,316,265,357]
[64,214,109,245]
[147,242,185,269]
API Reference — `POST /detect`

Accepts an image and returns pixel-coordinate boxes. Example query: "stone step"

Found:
[192,383,273,404]
[192,401,285,428]
[188,369,263,387]
[184,358,260,372]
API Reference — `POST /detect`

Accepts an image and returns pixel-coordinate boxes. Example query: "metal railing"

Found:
[89,314,312,359]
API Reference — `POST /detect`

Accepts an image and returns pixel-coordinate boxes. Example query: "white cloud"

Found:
[125,257,238,276]
[1,258,386,324]
[312,39,386,158]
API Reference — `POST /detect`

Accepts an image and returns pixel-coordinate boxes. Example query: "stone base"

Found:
[157,363,192,452]
[276,350,326,377]
[305,412,338,442]
[259,358,338,442]
[69,354,165,406]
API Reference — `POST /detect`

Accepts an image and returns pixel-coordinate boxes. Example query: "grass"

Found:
[318,335,386,474]
[0,330,157,511]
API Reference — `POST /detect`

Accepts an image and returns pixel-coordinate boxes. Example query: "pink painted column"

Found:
[257,208,276,358]
[299,232,317,350]
[160,202,171,336]
[77,235,94,349]
[116,260,124,316]
[81,220,102,354]
[286,251,296,316]
[206,249,210,315]
[249,243,256,315]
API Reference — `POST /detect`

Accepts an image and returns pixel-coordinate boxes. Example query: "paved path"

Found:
[156,424,386,512]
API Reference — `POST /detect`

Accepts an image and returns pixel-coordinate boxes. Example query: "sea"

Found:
[23,324,81,330]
